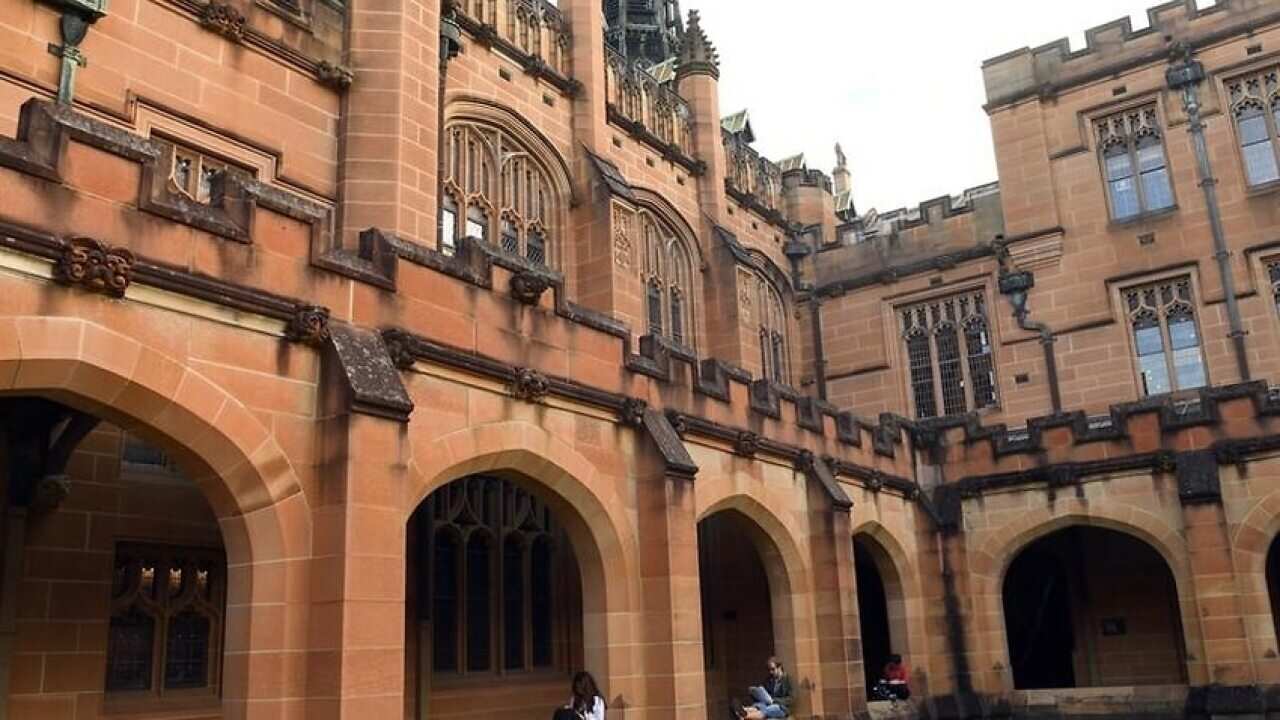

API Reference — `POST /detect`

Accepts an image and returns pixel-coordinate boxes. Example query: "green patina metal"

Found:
[39,0,108,105]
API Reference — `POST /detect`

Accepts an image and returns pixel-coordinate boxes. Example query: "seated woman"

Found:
[737,656,792,719]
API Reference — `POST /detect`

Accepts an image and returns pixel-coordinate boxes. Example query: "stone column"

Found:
[340,0,442,244]
[806,495,861,717]
[636,460,706,720]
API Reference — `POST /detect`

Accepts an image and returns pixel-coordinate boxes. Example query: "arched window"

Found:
[899,290,998,419]
[754,270,790,385]
[441,120,559,267]
[423,476,564,677]
[1227,68,1280,187]
[1095,106,1174,221]
[640,211,697,349]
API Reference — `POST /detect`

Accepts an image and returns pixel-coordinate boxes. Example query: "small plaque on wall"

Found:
[1101,618,1127,636]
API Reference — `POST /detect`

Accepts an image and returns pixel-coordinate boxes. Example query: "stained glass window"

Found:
[106,545,224,697]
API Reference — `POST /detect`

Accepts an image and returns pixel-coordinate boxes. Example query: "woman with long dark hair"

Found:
[568,671,605,720]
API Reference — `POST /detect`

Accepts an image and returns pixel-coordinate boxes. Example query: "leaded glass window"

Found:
[1095,105,1174,220]
[1228,68,1280,187]
[423,476,565,677]
[442,121,559,266]
[1268,259,1280,317]
[106,544,224,698]
[754,271,791,385]
[640,211,697,349]
[899,290,999,419]
[1123,277,1208,396]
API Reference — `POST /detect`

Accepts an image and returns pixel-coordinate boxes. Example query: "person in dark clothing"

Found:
[871,653,910,701]
[737,656,793,719]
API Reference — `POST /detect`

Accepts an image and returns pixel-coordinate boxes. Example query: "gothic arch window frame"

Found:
[1117,273,1209,398]
[441,101,575,270]
[750,259,792,386]
[896,287,1000,419]
[1093,102,1176,222]
[422,475,567,682]
[1226,65,1280,188]
[632,194,703,351]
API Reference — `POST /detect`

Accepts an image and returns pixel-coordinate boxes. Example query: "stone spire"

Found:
[605,0,684,69]
[676,9,719,80]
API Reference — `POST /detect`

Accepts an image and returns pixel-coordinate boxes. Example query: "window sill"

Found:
[102,694,221,718]
[1108,205,1179,228]
[1245,179,1280,199]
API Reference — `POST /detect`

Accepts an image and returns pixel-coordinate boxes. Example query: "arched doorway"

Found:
[1002,525,1187,689]
[0,397,228,717]
[1266,534,1280,648]
[853,534,908,698]
[698,508,790,719]
[407,474,585,720]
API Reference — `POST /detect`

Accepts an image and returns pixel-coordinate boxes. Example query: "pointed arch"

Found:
[442,98,575,268]
[630,188,703,350]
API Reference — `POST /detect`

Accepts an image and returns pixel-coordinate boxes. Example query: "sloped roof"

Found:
[720,110,754,142]
[778,154,806,173]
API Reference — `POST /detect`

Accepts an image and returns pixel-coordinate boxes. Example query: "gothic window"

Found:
[442,121,559,266]
[1095,105,1174,221]
[640,211,696,349]
[1123,277,1208,396]
[899,291,998,419]
[755,271,791,385]
[1228,68,1280,187]
[166,142,251,205]
[424,476,564,677]
[106,544,224,698]
[1267,258,1280,317]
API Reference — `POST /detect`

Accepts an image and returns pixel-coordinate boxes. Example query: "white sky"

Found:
[687,0,1216,213]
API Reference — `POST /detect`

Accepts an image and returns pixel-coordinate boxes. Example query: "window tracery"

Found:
[1095,105,1174,221]
[441,121,557,267]
[754,270,790,384]
[1122,277,1207,396]
[1227,67,1280,186]
[899,290,998,419]
[424,476,563,677]
[640,211,696,348]
[106,544,224,697]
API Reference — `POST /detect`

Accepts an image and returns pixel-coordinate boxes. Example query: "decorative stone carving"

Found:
[866,470,885,493]
[796,449,816,473]
[381,328,418,370]
[620,398,647,427]
[200,1,246,41]
[1153,449,1178,474]
[664,409,688,437]
[511,367,550,403]
[316,61,355,91]
[31,474,71,513]
[54,236,134,297]
[737,267,754,321]
[733,431,759,458]
[286,305,331,347]
[509,271,551,306]
[612,203,634,269]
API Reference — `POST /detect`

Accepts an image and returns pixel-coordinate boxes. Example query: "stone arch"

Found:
[0,315,310,712]
[630,187,705,270]
[852,520,925,690]
[406,420,638,687]
[697,487,813,704]
[1229,488,1280,677]
[971,505,1203,690]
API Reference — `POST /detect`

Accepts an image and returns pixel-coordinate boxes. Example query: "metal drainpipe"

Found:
[809,298,828,401]
[1168,44,1252,382]
[996,242,1064,415]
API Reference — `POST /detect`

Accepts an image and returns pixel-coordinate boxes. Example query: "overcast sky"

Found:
[687,0,1215,213]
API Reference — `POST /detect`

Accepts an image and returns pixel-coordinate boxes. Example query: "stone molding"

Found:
[54,236,134,297]
[325,323,414,422]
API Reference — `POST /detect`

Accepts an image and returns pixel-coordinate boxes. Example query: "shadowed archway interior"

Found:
[407,473,585,720]
[1002,525,1187,690]
[853,535,894,698]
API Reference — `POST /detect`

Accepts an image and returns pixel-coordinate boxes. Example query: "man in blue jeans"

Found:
[737,656,792,719]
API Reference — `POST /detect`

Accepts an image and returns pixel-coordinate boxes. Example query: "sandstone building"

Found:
[4,0,1280,718]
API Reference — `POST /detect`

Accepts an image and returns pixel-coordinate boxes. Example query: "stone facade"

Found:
[5,0,1280,719]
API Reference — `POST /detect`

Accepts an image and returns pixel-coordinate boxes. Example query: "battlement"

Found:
[982,0,1280,109]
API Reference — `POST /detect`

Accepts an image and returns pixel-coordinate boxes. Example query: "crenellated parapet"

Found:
[982,0,1280,109]
[450,0,574,87]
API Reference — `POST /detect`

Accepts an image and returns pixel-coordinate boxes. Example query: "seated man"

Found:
[874,653,910,701]
[737,656,792,719]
